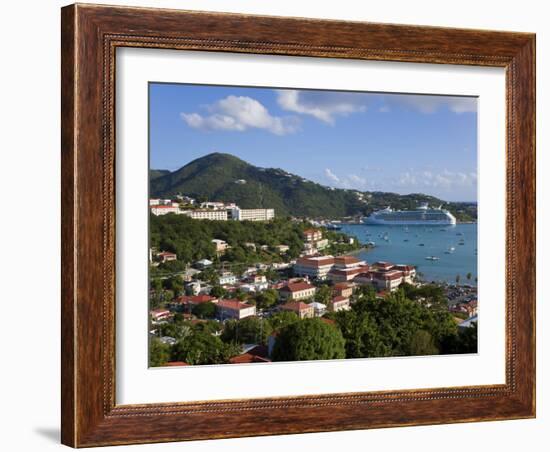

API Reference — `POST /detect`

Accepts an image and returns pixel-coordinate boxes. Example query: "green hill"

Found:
[150,153,476,220]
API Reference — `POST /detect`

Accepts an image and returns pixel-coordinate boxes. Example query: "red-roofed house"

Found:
[279,281,317,301]
[280,301,315,319]
[150,309,172,322]
[333,282,355,298]
[156,251,177,263]
[330,296,351,312]
[229,353,271,364]
[371,269,404,291]
[216,299,256,320]
[175,294,218,307]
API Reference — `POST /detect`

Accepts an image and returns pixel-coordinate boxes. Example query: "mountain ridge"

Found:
[150,153,476,220]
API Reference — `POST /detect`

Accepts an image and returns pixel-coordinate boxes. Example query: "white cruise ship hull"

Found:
[362,217,456,226]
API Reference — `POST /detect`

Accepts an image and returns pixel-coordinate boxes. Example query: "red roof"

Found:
[280,282,316,293]
[152,205,178,209]
[175,295,217,304]
[281,301,313,312]
[303,228,320,234]
[372,270,403,281]
[157,251,176,257]
[229,353,271,364]
[217,299,254,311]
[296,256,335,267]
[161,361,190,367]
[373,261,394,269]
[332,296,349,303]
[334,256,361,265]
[334,282,354,289]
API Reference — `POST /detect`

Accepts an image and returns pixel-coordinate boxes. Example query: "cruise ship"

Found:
[362,203,456,226]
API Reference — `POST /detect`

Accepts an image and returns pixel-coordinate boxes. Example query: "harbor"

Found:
[340,223,477,285]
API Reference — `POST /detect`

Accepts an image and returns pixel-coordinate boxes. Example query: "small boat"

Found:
[425,256,440,261]
[418,243,425,247]
[439,228,447,232]
[365,241,376,247]
[403,239,409,242]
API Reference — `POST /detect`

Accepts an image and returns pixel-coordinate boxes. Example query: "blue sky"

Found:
[149,83,478,202]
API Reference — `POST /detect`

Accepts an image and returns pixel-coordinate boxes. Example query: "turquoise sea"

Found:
[340,223,478,285]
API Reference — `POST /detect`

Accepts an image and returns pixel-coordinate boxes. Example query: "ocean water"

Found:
[340,223,478,285]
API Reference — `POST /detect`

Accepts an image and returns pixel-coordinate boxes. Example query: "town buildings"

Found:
[156,251,177,264]
[280,301,315,319]
[333,282,355,299]
[218,272,237,285]
[330,296,351,312]
[229,207,275,222]
[327,256,369,282]
[216,299,256,320]
[183,209,229,221]
[294,255,335,279]
[150,204,180,216]
[278,281,317,301]
[212,238,229,256]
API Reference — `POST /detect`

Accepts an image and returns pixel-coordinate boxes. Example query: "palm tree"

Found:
[455,274,461,285]
[466,272,472,281]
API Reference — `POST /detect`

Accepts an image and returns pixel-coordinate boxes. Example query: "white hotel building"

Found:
[183,209,228,221]
[229,207,275,222]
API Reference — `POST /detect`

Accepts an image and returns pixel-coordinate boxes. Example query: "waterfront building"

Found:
[216,299,256,320]
[279,281,317,301]
[294,255,335,280]
[328,256,369,282]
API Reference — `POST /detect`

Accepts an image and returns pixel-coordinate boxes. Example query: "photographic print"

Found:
[148,83,479,367]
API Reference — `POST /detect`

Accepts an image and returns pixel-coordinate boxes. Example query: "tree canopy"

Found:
[272,318,346,362]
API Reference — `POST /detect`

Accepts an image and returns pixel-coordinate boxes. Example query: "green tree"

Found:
[409,330,439,356]
[268,311,299,331]
[272,318,346,362]
[149,337,171,367]
[221,317,273,345]
[334,310,389,358]
[210,285,227,299]
[255,289,279,310]
[171,331,237,365]
[314,285,332,305]
[455,274,461,285]
[466,272,472,281]
[192,301,217,319]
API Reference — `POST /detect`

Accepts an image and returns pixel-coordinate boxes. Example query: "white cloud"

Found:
[383,95,477,114]
[324,169,370,190]
[395,169,477,190]
[181,95,299,135]
[277,90,367,124]
[324,168,341,184]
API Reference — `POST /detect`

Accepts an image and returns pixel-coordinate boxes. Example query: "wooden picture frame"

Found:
[61,3,535,447]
